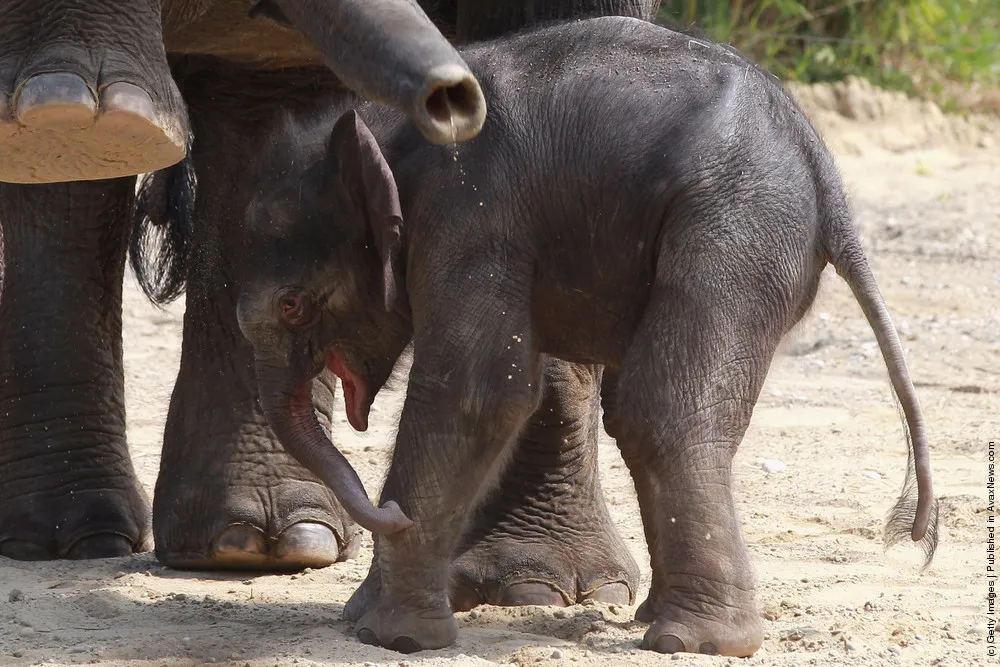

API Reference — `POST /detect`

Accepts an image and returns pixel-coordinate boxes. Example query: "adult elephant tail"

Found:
[129,134,197,305]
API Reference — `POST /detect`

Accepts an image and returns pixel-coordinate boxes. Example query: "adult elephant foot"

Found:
[153,437,360,571]
[152,375,361,570]
[150,228,360,571]
[0,494,148,561]
[0,1,188,184]
[0,180,152,560]
[449,361,639,610]
[344,361,638,620]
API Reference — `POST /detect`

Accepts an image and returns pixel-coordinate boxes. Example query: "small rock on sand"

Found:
[757,458,787,473]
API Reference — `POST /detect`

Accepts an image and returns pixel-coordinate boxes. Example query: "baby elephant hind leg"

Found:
[607,246,800,657]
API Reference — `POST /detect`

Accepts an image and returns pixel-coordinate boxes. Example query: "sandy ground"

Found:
[2,79,999,667]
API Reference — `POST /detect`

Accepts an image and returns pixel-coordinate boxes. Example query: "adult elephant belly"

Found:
[0,0,485,185]
[161,0,486,147]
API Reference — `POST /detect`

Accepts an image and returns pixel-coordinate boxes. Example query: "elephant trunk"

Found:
[274,0,486,145]
[255,359,413,535]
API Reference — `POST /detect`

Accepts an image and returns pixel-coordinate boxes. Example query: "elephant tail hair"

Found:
[129,135,197,306]
[823,208,939,570]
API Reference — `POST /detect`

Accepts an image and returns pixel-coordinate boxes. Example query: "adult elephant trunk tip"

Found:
[417,65,487,145]
[267,0,488,145]
[256,367,413,535]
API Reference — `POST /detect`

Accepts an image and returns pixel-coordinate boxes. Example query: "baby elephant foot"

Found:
[346,563,457,652]
[343,561,381,622]
[635,583,763,657]
[356,598,458,654]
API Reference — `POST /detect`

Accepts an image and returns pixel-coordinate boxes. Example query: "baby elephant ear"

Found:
[329,110,403,312]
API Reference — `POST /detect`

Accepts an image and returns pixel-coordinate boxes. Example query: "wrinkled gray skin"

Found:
[237,17,939,656]
[0,0,653,605]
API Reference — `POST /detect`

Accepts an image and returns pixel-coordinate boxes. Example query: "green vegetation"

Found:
[658,0,1000,108]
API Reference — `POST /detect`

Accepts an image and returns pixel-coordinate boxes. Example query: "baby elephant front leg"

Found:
[354,300,541,653]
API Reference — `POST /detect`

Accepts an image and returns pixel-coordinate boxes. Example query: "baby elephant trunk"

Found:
[255,361,413,535]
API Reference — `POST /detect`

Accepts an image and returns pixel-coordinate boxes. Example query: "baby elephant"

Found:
[236,16,937,658]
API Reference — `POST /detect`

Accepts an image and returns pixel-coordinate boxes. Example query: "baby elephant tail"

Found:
[824,215,939,568]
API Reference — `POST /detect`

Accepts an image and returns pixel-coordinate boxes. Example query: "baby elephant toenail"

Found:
[651,634,686,654]
[65,533,134,559]
[699,641,719,655]
[449,584,482,613]
[0,539,50,560]
[356,628,380,646]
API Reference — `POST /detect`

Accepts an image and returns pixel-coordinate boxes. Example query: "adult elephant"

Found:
[0,0,659,607]
[0,0,485,560]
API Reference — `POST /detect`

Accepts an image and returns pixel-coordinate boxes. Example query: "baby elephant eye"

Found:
[274,288,315,328]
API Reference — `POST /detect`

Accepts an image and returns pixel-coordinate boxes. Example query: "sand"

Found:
[1,80,998,667]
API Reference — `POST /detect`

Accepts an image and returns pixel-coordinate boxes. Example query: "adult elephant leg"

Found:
[450,360,639,609]
[345,359,639,619]
[150,62,357,571]
[0,180,152,559]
